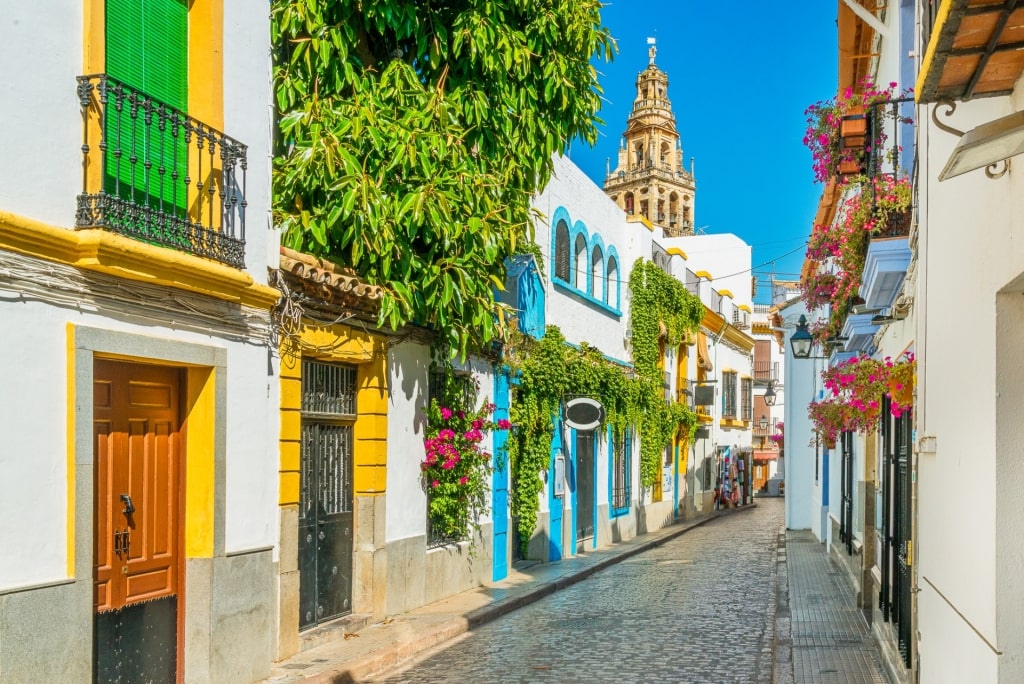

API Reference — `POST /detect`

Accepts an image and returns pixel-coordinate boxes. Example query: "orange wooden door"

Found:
[94,359,181,612]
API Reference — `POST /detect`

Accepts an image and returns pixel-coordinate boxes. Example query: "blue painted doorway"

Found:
[491,370,511,581]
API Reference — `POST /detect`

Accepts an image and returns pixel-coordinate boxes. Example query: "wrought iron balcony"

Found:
[753,361,778,384]
[76,74,247,269]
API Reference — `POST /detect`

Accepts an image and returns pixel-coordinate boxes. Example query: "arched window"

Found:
[591,246,604,298]
[554,220,570,282]
[607,256,619,307]
[573,234,587,289]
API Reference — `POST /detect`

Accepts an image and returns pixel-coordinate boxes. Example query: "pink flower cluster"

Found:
[814,354,917,436]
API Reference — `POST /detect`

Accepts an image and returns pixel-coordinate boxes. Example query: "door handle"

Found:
[114,529,123,558]
[120,493,135,516]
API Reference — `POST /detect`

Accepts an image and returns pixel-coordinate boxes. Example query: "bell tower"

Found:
[603,39,696,237]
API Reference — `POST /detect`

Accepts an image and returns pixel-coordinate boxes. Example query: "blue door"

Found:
[549,419,565,561]
[491,371,510,581]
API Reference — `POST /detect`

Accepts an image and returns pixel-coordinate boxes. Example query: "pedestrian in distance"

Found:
[714,478,723,510]
[730,478,740,507]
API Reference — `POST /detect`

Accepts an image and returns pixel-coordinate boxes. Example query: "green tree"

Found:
[271,1,614,356]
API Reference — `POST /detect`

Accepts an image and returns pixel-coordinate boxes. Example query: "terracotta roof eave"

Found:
[277,246,385,307]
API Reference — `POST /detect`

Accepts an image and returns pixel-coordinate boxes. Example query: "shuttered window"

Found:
[104,0,188,213]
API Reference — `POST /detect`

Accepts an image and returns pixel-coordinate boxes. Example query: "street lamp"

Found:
[758,414,769,431]
[790,314,814,359]
[763,381,777,406]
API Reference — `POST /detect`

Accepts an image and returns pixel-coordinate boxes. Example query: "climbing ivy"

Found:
[505,326,642,558]
[628,260,704,487]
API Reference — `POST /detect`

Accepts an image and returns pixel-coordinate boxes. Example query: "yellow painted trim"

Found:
[185,367,216,558]
[66,324,76,577]
[723,325,756,352]
[189,0,224,133]
[718,289,734,299]
[83,0,104,73]
[695,270,713,280]
[916,0,955,102]
[354,355,388,495]
[738,304,751,312]
[626,214,655,231]
[0,212,279,309]
[280,324,389,505]
[719,418,746,429]
[666,247,688,260]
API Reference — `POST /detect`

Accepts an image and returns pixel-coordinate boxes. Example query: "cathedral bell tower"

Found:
[603,39,696,237]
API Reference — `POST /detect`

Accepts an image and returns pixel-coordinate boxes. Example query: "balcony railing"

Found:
[76,74,247,269]
[875,207,912,239]
[753,361,778,383]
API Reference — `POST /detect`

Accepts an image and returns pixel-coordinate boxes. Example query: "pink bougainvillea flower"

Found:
[431,479,440,489]
[440,407,453,420]
[497,418,512,430]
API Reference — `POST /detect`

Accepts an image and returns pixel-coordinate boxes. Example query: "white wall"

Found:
[916,90,1024,676]
[384,343,430,543]
[669,233,753,309]
[0,0,83,227]
[0,301,278,589]
[781,300,822,531]
[533,155,639,363]
[223,0,274,279]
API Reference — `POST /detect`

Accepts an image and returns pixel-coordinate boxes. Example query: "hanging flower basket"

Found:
[840,107,868,151]
[838,158,863,176]
[822,435,837,450]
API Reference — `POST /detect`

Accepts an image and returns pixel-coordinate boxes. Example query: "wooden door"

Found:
[94,359,181,682]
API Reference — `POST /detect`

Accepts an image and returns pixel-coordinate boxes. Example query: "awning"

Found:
[917,0,1024,103]
[754,450,778,462]
[697,331,713,372]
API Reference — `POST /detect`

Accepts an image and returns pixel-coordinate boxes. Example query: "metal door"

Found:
[840,431,854,554]
[94,360,181,683]
[298,361,355,631]
[879,396,893,622]
[894,409,913,667]
[575,430,595,542]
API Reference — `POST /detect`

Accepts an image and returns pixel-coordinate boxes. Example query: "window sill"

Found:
[552,278,621,317]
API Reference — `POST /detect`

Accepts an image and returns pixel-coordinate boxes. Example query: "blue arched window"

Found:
[554,219,570,282]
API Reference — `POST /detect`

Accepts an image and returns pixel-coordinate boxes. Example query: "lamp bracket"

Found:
[986,158,1010,179]
[932,100,1011,178]
[932,100,966,138]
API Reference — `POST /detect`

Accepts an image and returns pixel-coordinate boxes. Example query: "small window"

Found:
[573,234,587,289]
[741,378,753,422]
[607,256,619,307]
[591,245,603,298]
[722,371,738,419]
[611,430,632,515]
[554,219,570,282]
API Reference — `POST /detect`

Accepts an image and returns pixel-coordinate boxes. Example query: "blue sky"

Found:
[567,2,839,303]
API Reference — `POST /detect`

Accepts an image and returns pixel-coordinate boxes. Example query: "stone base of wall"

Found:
[637,499,675,535]
[869,573,913,684]
[1,550,274,684]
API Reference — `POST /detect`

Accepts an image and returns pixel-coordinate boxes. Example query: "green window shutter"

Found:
[106,0,187,109]
[104,0,188,227]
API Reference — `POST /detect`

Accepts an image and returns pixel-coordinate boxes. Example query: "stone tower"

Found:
[603,40,696,237]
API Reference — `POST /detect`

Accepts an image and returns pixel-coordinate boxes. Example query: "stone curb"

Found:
[300,505,754,682]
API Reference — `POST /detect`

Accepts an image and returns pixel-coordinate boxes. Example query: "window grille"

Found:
[741,378,753,421]
[722,371,738,418]
[554,220,570,282]
[612,430,632,514]
[302,360,357,416]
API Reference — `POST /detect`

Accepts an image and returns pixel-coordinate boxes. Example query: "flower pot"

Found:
[837,159,862,176]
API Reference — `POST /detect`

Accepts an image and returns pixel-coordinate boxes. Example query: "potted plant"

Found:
[803,76,910,183]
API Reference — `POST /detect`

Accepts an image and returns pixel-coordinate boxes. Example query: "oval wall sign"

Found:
[564,396,605,431]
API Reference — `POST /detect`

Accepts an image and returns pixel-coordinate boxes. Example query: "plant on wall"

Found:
[628,260,704,486]
[422,380,510,542]
[800,175,913,342]
[271,0,613,359]
[810,352,916,442]
[502,259,702,558]
[505,326,642,558]
[803,76,910,182]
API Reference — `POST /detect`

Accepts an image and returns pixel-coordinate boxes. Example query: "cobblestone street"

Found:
[368,499,785,683]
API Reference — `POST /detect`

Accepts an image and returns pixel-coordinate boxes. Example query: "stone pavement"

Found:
[265,502,890,683]
[773,530,890,684]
